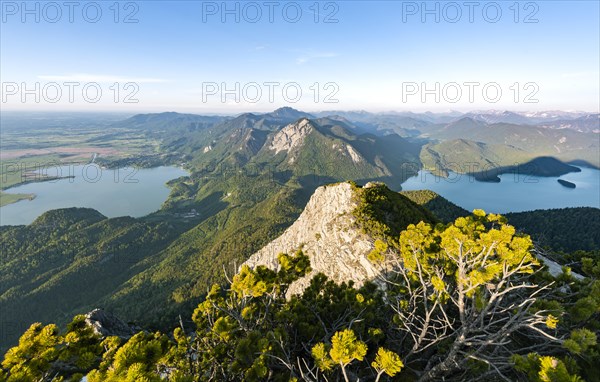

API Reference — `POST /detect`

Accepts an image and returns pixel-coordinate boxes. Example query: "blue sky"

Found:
[1,0,598,113]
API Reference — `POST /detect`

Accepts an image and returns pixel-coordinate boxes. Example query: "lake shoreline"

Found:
[1,176,75,207]
[0,166,189,226]
[401,166,600,214]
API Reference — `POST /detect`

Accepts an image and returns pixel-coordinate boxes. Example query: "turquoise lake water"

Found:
[400,167,600,214]
[1,165,598,226]
[0,165,188,226]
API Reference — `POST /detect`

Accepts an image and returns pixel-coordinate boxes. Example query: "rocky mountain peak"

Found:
[269,118,314,154]
[243,182,385,296]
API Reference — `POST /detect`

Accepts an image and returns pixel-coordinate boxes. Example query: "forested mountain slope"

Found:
[2,183,599,382]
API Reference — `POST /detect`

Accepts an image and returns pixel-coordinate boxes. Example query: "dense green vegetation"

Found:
[400,189,468,223]
[2,212,599,381]
[351,182,437,241]
[506,208,600,252]
[403,190,600,254]
[1,176,596,354]
[0,111,427,352]
[0,172,307,351]
[0,207,193,350]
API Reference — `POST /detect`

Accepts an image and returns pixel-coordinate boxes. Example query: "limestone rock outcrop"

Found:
[269,118,313,154]
[243,182,383,296]
[84,309,138,338]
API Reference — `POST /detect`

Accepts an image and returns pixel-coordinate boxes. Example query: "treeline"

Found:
[506,207,600,252]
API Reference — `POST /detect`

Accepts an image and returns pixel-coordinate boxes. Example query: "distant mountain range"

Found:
[101,107,600,178]
[460,110,595,126]
[312,109,597,133]
[536,114,600,133]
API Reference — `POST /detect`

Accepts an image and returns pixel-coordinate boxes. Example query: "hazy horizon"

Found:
[1,107,599,116]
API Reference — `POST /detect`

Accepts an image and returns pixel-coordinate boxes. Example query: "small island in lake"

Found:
[557,179,576,188]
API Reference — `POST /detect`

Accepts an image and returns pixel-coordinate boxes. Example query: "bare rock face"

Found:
[243,182,383,296]
[345,144,363,163]
[269,118,313,154]
[537,254,583,280]
[84,309,137,338]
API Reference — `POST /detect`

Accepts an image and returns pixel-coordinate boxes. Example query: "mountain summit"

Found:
[265,107,314,121]
[243,181,435,295]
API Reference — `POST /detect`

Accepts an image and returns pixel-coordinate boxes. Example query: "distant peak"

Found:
[450,116,480,125]
[265,107,314,120]
[273,106,301,113]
